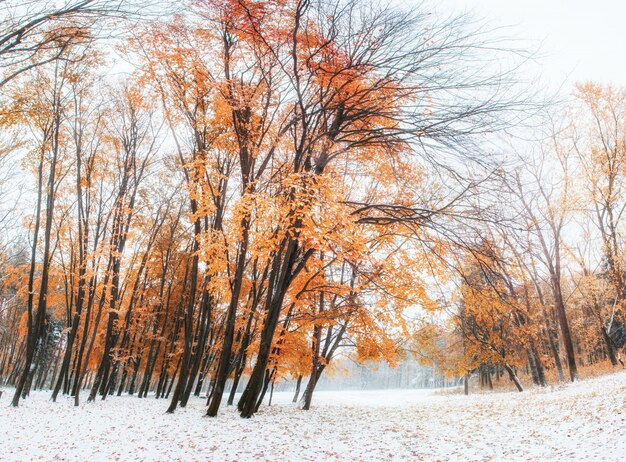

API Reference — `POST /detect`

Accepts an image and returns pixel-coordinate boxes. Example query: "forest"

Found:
[0,0,625,442]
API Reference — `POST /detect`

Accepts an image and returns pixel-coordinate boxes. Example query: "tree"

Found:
[570,83,626,365]
[0,0,131,88]
[512,136,579,382]
[9,60,69,406]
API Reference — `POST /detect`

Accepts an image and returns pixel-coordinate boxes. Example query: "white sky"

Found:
[420,0,626,89]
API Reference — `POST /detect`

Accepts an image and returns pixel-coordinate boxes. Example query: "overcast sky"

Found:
[415,0,626,90]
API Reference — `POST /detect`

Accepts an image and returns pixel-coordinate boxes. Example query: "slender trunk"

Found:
[207,221,250,416]
[602,327,619,366]
[292,375,302,403]
[527,349,540,386]
[13,104,60,405]
[504,363,523,392]
[301,324,322,411]
[11,140,46,406]
[238,237,310,418]
[268,379,275,406]
[554,284,578,381]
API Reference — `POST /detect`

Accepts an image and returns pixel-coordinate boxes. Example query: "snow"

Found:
[1,370,625,461]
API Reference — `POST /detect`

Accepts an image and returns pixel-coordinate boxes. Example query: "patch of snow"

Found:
[1,370,625,461]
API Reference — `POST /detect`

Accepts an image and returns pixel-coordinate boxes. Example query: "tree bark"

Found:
[504,363,523,392]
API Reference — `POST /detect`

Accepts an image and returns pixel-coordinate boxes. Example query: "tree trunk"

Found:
[504,363,523,392]
[292,375,303,403]
[601,327,619,366]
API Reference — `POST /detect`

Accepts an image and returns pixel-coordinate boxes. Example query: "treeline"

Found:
[417,83,626,392]
[0,0,623,419]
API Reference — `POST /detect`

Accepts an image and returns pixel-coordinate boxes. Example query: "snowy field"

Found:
[1,370,625,461]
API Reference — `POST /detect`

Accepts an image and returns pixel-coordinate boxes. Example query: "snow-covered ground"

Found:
[1,370,625,461]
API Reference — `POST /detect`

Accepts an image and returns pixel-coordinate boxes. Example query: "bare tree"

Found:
[512,137,579,382]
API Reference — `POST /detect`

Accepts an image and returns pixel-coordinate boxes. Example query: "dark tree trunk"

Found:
[207,222,250,416]
[238,237,312,418]
[13,107,60,406]
[601,326,619,366]
[527,349,540,385]
[292,375,303,403]
[301,324,322,411]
